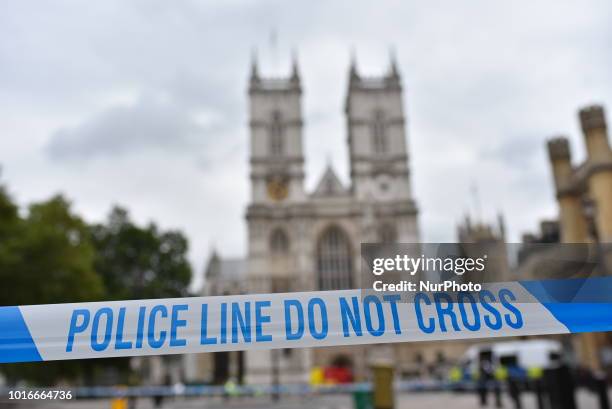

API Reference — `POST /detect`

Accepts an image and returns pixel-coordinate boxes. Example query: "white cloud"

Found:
[1,0,611,290]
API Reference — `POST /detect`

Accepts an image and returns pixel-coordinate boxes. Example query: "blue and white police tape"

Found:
[1,277,611,364]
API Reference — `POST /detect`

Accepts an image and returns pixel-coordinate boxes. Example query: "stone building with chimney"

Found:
[542,105,612,372]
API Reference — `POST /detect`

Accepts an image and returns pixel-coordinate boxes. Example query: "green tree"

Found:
[0,192,104,385]
[0,184,19,239]
[0,195,103,307]
[82,207,192,385]
[90,206,192,300]
[0,184,21,291]
[0,185,193,385]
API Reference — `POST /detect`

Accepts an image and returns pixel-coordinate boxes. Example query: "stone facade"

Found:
[195,55,424,384]
[242,55,419,383]
[545,105,612,372]
[547,106,612,244]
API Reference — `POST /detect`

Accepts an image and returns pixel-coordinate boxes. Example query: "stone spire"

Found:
[249,49,260,86]
[290,49,300,85]
[389,47,399,78]
[386,47,401,88]
[349,49,360,86]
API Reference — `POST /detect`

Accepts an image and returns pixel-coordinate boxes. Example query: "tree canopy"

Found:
[90,206,192,301]
[0,178,193,385]
[0,193,103,307]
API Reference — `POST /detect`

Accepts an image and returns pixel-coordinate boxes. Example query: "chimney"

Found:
[579,105,610,162]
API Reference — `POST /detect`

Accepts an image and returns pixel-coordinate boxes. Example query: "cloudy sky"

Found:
[1,0,611,289]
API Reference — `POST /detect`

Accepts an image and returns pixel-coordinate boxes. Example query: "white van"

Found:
[461,339,563,376]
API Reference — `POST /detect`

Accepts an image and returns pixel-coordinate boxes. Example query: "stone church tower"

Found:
[241,54,420,383]
[346,55,415,205]
[546,105,612,372]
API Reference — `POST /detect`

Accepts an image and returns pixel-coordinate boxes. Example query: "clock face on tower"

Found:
[266,175,289,201]
[375,173,393,200]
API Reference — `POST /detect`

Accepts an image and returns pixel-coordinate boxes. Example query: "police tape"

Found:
[1,277,611,364]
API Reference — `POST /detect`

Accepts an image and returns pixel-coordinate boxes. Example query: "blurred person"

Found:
[477,358,503,408]
[224,376,239,401]
[127,370,140,409]
[449,365,463,383]
[153,374,171,408]
[506,363,526,409]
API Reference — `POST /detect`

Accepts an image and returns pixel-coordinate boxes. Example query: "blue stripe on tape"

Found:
[535,303,612,333]
[519,277,612,303]
[520,277,612,333]
[0,306,42,363]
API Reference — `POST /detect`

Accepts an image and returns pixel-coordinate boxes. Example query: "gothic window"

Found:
[371,109,388,154]
[269,110,284,156]
[378,224,397,243]
[317,226,353,290]
[270,228,289,254]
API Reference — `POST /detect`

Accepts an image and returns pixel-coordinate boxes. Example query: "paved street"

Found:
[12,390,610,409]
